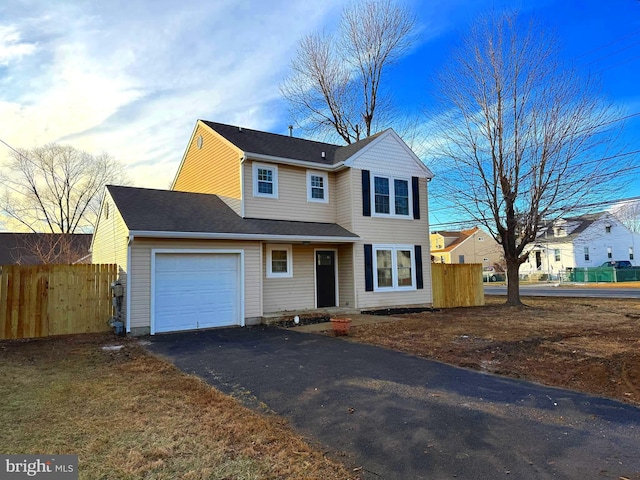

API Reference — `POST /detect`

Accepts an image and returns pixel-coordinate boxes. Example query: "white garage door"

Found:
[154,253,241,333]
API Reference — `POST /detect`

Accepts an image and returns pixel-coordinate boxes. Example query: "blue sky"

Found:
[1,0,638,228]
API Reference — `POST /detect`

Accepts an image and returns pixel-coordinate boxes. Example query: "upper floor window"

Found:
[605,225,612,233]
[307,171,328,203]
[372,175,411,217]
[584,247,590,261]
[554,249,561,262]
[253,163,278,198]
[266,244,292,278]
[630,247,634,260]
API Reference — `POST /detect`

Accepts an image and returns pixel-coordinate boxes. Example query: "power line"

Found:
[587,39,640,66]
[429,195,640,229]
[576,28,640,59]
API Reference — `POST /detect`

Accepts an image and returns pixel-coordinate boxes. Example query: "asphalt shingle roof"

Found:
[202,120,384,166]
[107,185,359,239]
[537,213,605,242]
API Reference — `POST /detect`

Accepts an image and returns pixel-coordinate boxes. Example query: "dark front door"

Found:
[316,250,336,308]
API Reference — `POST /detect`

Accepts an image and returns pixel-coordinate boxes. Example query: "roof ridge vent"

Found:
[238,126,242,132]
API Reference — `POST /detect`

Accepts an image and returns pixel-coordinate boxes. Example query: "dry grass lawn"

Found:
[0,334,357,480]
[348,296,640,406]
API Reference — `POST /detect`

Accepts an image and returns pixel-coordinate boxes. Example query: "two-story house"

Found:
[520,212,640,278]
[429,227,503,266]
[91,120,434,335]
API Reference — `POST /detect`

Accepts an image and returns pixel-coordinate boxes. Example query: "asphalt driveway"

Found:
[145,326,640,480]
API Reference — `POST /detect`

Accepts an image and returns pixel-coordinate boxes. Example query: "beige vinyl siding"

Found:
[91,191,129,268]
[91,191,130,327]
[172,122,242,215]
[337,243,355,308]
[335,169,353,230]
[263,244,315,312]
[351,174,433,308]
[243,160,337,222]
[450,237,502,265]
[128,238,261,330]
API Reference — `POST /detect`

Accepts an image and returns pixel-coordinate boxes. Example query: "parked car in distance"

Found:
[483,266,506,282]
[599,260,634,268]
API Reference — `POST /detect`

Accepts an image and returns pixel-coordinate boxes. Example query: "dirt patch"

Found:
[347,296,640,405]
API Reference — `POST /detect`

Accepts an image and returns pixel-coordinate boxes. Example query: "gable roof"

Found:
[202,120,382,167]
[431,227,480,253]
[0,233,92,265]
[107,185,359,241]
[537,212,606,242]
[201,120,424,168]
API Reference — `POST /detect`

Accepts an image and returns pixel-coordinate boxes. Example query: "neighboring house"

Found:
[0,233,92,265]
[91,120,434,335]
[430,227,503,266]
[521,212,640,276]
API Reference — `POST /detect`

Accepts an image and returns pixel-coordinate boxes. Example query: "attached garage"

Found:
[151,250,244,334]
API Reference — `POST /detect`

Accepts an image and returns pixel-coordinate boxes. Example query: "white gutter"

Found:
[128,230,359,243]
[243,151,346,171]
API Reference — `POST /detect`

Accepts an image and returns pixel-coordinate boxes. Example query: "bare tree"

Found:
[281,0,415,144]
[11,233,91,264]
[1,143,128,234]
[612,200,640,233]
[429,12,622,305]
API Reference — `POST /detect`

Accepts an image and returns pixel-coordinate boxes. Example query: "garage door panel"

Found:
[154,253,241,333]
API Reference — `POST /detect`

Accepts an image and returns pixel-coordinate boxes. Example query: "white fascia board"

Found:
[129,230,359,243]
[244,152,343,171]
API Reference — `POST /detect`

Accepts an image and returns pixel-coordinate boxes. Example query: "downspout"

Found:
[240,154,246,218]
[126,234,133,333]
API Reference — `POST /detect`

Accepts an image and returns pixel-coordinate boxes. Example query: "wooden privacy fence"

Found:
[432,263,484,308]
[0,264,118,340]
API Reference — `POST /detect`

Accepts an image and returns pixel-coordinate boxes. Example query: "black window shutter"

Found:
[364,244,374,291]
[412,177,420,220]
[415,245,424,289]
[362,170,371,217]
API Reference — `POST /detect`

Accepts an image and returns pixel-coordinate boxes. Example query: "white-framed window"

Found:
[630,247,634,260]
[266,244,292,278]
[605,225,612,233]
[554,249,561,262]
[307,170,328,203]
[253,163,278,198]
[373,245,416,291]
[584,247,590,261]
[607,247,612,259]
[372,175,411,218]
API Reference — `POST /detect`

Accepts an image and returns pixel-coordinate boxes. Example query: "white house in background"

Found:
[521,212,640,277]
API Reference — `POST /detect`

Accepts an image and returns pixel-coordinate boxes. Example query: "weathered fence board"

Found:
[432,263,484,308]
[0,264,117,339]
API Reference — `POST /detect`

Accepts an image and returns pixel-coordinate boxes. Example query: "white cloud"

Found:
[0,25,36,65]
[0,0,344,188]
